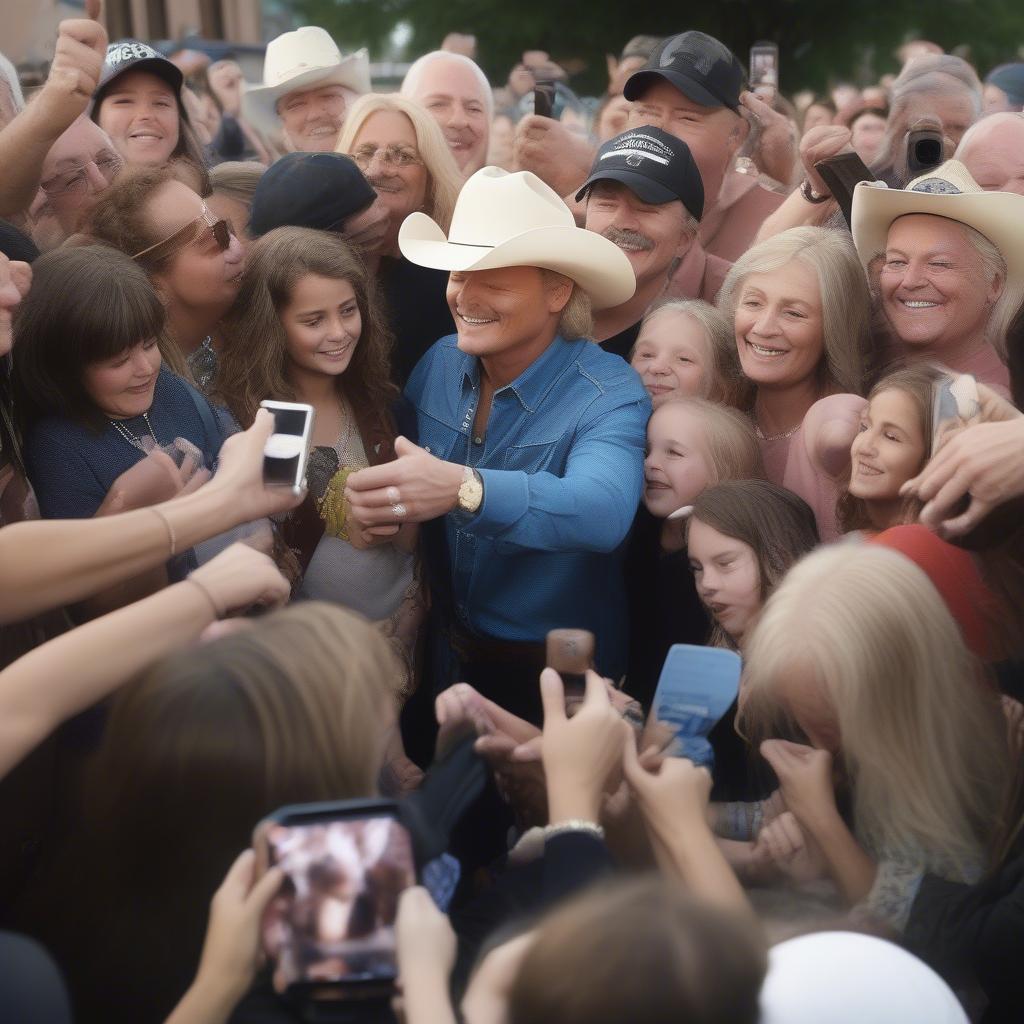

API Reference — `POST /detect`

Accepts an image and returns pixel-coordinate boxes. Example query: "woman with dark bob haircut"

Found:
[12,245,228,608]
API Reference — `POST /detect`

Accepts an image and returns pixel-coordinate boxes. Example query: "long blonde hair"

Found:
[739,544,1009,878]
[655,396,764,484]
[337,93,462,232]
[717,226,875,399]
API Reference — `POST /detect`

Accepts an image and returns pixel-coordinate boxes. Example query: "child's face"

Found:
[643,404,715,517]
[631,311,711,408]
[848,387,927,506]
[282,273,362,379]
[687,517,762,644]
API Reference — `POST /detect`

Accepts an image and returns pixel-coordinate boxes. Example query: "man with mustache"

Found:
[580,126,729,359]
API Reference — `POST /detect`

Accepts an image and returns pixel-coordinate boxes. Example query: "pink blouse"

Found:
[758,394,867,542]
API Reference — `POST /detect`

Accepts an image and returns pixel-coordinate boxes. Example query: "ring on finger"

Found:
[391,502,407,519]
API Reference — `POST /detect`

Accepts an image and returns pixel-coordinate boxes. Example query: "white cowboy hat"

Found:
[242,27,370,136]
[398,167,636,309]
[851,159,1024,338]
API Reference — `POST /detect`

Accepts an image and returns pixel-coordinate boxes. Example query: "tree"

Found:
[286,0,1024,95]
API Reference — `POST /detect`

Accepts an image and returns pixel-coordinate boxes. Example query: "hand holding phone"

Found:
[546,628,594,702]
[261,400,315,495]
[257,800,417,999]
[749,42,779,101]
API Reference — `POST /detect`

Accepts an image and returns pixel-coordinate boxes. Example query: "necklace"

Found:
[754,420,801,442]
[110,411,159,453]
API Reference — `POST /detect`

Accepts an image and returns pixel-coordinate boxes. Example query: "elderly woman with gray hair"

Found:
[851,158,1024,395]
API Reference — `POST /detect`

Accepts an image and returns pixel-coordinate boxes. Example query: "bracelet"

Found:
[544,819,605,841]
[186,576,224,619]
[799,178,831,204]
[150,506,177,557]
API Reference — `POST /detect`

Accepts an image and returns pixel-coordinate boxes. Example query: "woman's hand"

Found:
[171,849,283,1019]
[97,449,195,515]
[752,810,829,884]
[622,738,713,840]
[799,125,854,196]
[741,90,798,185]
[901,416,1024,538]
[541,668,629,824]
[461,932,536,1024]
[188,542,290,618]
[759,739,837,827]
[396,886,457,982]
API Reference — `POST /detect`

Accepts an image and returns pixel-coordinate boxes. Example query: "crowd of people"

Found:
[1,3,1024,1022]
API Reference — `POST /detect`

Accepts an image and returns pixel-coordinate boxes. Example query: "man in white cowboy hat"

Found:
[851,158,1024,395]
[345,166,649,719]
[242,26,370,153]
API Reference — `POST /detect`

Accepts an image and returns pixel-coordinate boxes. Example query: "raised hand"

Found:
[38,0,108,131]
[740,90,798,185]
[187,542,290,619]
[752,810,829,884]
[799,125,854,197]
[759,739,836,827]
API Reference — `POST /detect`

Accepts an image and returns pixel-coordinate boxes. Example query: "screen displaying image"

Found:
[263,816,416,992]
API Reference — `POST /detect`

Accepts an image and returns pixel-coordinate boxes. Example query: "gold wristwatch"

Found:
[457,467,484,514]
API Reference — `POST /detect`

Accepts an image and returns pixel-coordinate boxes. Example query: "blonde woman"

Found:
[717,226,876,540]
[737,544,1009,934]
[337,94,463,386]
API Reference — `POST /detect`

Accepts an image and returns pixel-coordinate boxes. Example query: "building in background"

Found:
[6,0,269,68]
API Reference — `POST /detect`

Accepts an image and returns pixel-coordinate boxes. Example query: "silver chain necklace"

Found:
[754,420,801,442]
[109,411,159,453]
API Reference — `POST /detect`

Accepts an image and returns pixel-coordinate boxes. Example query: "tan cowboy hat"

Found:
[398,167,636,309]
[242,27,370,136]
[851,160,1024,335]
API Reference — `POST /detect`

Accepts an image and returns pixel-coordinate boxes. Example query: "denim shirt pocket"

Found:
[502,436,569,474]
[416,409,466,462]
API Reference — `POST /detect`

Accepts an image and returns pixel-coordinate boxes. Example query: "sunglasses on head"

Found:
[132,202,232,263]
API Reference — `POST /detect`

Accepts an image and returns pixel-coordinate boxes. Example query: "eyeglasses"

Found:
[40,153,124,199]
[132,202,232,264]
[350,144,423,171]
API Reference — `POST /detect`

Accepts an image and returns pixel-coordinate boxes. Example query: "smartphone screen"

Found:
[651,644,742,765]
[263,814,416,994]
[261,400,314,493]
[749,43,779,100]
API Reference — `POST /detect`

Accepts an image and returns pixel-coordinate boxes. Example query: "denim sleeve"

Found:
[466,392,648,553]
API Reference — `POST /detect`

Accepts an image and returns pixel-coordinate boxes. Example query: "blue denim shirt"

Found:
[406,334,650,677]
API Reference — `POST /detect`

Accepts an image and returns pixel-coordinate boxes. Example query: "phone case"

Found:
[651,644,742,766]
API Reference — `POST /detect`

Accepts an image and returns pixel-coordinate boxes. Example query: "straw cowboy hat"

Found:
[398,167,637,309]
[242,27,370,135]
[851,159,1024,331]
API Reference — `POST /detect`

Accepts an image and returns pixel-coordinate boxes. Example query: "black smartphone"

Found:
[534,78,556,119]
[814,150,874,227]
[749,42,779,101]
[260,399,315,495]
[258,799,416,999]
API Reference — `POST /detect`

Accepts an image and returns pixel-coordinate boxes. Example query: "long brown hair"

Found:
[213,227,397,432]
[836,364,942,534]
[507,877,766,1024]
[34,602,402,1024]
[687,479,820,649]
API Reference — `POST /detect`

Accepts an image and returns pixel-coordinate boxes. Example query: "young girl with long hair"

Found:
[214,227,422,660]
[738,544,1010,934]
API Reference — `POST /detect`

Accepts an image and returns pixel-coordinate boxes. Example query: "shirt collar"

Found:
[459,336,582,414]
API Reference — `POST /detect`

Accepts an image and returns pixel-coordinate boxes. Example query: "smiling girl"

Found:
[214,227,420,645]
[717,227,877,540]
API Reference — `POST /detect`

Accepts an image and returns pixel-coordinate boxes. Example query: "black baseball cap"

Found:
[575,126,704,221]
[249,152,377,238]
[95,40,184,102]
[623,31,745,113]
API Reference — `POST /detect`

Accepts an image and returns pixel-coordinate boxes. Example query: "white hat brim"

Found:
[241,51,370,136]
[399,212,637,310]
[851,182,1024,322]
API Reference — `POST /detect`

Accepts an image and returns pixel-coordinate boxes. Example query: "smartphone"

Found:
[749,42,779,101]
[260,399,315,495]
[259,799,416,998]
[815,150,874,228]
[650,644,742,766]
[533,78,556,119]
[547,628,593,700]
